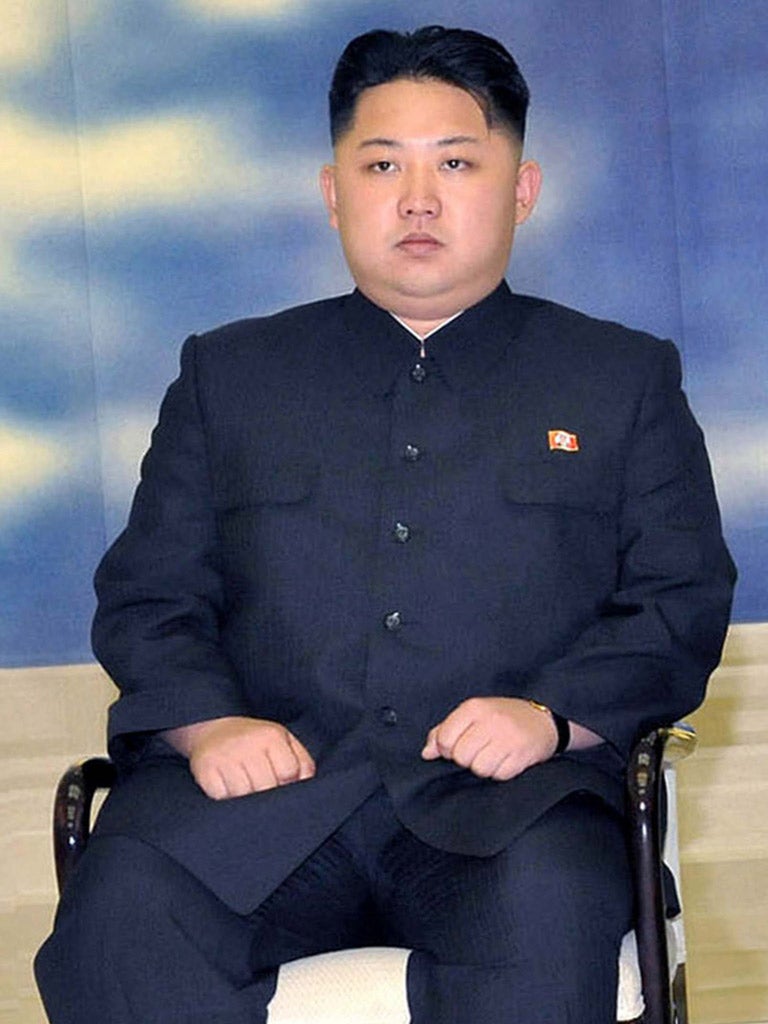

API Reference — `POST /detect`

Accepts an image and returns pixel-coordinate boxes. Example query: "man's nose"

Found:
[397,173,441,218]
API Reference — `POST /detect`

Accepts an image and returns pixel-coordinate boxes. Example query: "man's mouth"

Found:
[396,233,444,256]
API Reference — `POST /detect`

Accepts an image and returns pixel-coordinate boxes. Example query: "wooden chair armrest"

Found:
[53,757,116,893]
[626,723,696,1024]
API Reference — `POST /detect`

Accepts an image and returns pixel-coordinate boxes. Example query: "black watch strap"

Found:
[528,700,570,754]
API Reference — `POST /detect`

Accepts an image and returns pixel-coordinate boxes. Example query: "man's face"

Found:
[320,77,541,332]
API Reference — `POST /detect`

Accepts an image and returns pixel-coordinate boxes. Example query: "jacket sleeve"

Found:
[92,335,252,762]
[520,340,736,758]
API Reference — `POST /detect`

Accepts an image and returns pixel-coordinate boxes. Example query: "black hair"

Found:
[329,25,530,145]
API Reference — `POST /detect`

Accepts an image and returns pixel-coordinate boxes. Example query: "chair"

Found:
[52,725,696,1024]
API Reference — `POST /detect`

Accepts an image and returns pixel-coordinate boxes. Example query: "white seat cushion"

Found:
[266,925,679,1023]
[269,947,410,1024]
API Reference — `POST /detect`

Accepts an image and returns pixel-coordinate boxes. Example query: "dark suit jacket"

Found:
[91,281,735,912]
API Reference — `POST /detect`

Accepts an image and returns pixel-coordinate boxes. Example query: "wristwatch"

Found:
[528,700,570,754]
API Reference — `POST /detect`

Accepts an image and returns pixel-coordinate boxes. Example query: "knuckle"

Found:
[261,722,285,742]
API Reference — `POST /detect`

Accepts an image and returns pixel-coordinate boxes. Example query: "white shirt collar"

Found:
[388,309,465,344]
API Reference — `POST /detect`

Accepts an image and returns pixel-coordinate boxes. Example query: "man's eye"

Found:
[443,158,469,170]
[371,160,396,173]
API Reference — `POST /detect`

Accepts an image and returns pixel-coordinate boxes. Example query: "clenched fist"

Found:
[421,696,560,781]
[162,716,316,800]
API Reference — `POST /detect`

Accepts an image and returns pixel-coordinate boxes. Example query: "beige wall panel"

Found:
[0,664,113,1024]
[678,622,768,1023]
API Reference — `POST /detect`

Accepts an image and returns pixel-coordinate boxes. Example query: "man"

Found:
[36,25,735,1024]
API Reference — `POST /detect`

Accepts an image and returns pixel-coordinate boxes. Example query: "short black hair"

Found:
[329,26,530,145]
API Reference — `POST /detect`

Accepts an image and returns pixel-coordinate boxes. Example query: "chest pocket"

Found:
[214,461,319,513]
[501,459,618,515]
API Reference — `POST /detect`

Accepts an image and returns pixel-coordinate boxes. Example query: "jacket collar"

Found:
[340,280,532,395]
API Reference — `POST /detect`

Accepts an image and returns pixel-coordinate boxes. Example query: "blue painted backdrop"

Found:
[1,0,765,666]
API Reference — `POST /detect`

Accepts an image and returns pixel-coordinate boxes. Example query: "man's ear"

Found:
[319,164,339,229]
[514,159,542,226]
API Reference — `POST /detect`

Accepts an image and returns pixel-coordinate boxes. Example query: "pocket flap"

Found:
[501,459,616,512]
[216,461,318,510]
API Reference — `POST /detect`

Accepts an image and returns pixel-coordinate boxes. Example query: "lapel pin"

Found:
[548,429,580,452]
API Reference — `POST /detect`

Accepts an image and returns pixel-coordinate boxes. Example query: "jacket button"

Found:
[410,363,427,383]
[403,444,421,462]
[379,706,398,726]
[393,522,411,543]
[384,611,402,631]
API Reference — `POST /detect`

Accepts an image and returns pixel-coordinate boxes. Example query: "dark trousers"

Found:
[35,788,633,1024]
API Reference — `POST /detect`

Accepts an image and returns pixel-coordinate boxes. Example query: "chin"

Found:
[395,274,495,309]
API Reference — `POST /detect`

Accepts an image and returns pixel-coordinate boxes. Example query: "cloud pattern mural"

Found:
[1,0,765,665]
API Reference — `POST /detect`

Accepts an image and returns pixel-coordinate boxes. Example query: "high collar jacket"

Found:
[92,282,735,912]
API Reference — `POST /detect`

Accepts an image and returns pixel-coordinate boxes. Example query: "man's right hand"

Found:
[161,716,316,800]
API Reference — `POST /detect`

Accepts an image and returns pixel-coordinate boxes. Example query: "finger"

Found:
[467,743,510,779]
[286,732,317,780]
[209,754,272,797]
[270,732,315,784]
[194,763,236,801]
[421,727,441,759]
[229,761,268,797]
[490,752,525,782]
[261,745,292,788]
[195,765,228,800]
[200,751,278,797]
[451,729,491,769]
[238,752,282,794]
[433,714,475,760]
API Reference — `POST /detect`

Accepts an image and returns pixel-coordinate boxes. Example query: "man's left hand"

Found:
[421,696,559,781]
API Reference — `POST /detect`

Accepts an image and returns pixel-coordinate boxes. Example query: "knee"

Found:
[35,837,173,1020]
[505,795,632,924]
[44,835,185,959]
[80,835,177,912]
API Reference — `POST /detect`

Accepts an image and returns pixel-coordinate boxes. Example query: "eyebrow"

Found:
[357,134,482,150]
